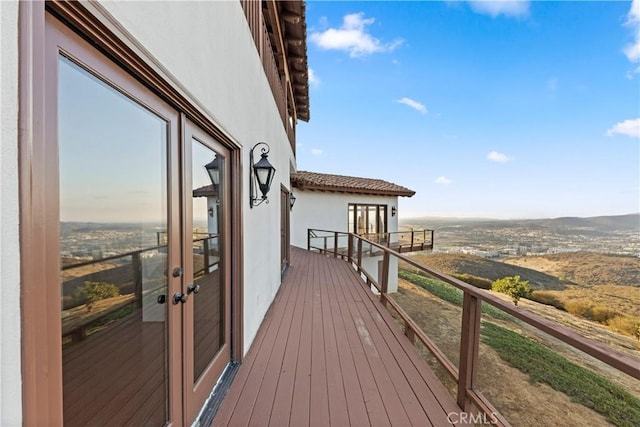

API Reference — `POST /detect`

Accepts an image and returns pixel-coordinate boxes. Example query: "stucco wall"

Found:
[290,190,399,249]
[99,1,294,354]
[0,1,22,425]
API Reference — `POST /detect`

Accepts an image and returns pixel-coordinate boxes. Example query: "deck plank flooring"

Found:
[213,248,460,427]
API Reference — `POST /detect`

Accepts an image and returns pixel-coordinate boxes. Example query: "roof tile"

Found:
[291,171,415,197]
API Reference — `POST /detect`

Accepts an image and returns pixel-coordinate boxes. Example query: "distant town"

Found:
[60,214,639,268]
[401,213,640,259]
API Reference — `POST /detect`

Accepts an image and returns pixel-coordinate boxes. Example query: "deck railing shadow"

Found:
[308,228,640,427]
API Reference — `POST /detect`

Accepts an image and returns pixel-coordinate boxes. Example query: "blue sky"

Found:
[296,0,640,219]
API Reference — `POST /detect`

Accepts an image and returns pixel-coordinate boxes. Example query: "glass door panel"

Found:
[184,124,231,422]
[190,140,226,382]
[59,55,169,425]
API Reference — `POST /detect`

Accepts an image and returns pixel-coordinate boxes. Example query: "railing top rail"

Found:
[62,234,220,271]
[306,228,640,380]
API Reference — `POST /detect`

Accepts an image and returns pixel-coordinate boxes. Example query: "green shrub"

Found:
[531,290,565,310]
[608,316,640,340]
[590,305,618,323]
[74,281,120,311]
[492,275,532,306]
[452,273,493,290]
[564,300,593,318]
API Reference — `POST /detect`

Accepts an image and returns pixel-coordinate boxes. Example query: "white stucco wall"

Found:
[290,191,399,249]
[0,1,23,425]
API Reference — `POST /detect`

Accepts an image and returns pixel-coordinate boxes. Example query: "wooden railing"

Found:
[61,235,220,338]
[240,0,295,151]
[360,228,434,253]
[307,229,640,426]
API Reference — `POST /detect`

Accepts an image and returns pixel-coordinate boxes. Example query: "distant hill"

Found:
[405,253,567,290]
[403,213,639,233]
[522,214,640,233]
[404,251,640,290]
[504,252,640,288]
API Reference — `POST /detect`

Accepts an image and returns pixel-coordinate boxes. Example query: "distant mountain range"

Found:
[402,213,639,232]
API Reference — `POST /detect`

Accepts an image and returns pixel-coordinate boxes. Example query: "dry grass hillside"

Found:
[406,253,567,290]
[404,251,640,337]
[503,252,640,287]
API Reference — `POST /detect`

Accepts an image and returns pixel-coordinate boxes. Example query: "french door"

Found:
[49,13,231,426]
[183,122,232,421]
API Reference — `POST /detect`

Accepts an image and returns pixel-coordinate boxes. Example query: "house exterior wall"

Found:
[0,2,22,425]
[291,191,399,248]
[2,2,297,423]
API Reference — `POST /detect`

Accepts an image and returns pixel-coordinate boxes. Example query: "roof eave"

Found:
[292,183,415,198]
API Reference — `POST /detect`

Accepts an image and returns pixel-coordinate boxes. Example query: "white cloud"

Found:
[434,176,453,185]
[308,68,320,85]
[395,97,428,114]
[624,0,640,63]
[487,151,511,162]
[605,118,640,138]
[311,148,324,156]
[309,12,403,57]
[625,66,640,79]
[467,0,530,18]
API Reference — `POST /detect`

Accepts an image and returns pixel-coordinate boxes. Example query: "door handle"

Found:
[173,292,188,305]
[187,283,200,294]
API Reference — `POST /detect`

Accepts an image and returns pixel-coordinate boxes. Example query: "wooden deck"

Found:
[214,247,460,426]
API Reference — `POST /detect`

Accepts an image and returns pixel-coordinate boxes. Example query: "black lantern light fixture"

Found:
[391,206,397,217]
[250,142,276,208]
[289,192,296,211]
[205,156,220,186]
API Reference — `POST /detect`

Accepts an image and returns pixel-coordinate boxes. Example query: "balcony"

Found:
[214,247,460,426]
[215,232,640,426]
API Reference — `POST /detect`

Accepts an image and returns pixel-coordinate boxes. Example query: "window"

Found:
[348,204,387,236]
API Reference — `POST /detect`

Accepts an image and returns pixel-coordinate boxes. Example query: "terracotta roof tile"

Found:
[291,171,415,197]
[193,185,217,198]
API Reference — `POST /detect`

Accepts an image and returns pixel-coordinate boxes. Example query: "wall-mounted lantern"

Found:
[289,192,296,211]
[250,142,276,208]
[391,206,397,217]
[205,156,220,186]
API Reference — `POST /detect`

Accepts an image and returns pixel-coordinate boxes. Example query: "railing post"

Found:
[307,229,311,251]
[357,238,363,270]
[323,236,327,254]
[380,252,390,308]
[347,234,353,263]
[404,320,415,344]
[458,292,482,412]
[411,231,415,251]
[203,237,210,273]
[132,252,143,308]
[334,232,338,258]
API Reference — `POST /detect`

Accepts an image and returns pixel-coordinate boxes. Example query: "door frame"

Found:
[280,185,291,274]
[19,2,245,424]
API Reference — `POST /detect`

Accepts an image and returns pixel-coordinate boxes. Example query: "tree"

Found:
[492,275,532,306]
[74,281,120,311]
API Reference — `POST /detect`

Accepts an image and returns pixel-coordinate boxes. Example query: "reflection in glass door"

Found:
[184,126,231,421]
[58,55,169,425]
[191,141,226,381]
